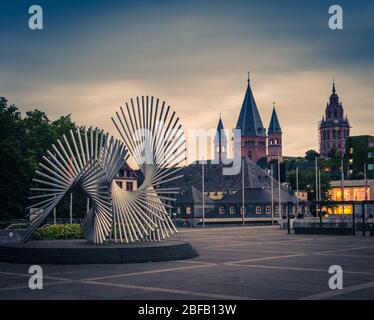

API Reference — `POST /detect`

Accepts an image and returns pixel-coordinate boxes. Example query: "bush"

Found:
[31,224,83,240]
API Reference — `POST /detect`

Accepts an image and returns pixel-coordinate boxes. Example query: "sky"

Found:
[1,0,374,157]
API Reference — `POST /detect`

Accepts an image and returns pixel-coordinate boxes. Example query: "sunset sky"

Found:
[1,0,374,157]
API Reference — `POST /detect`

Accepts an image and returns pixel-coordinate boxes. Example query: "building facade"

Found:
[319,82,350,158]
[114,163,138,191]
[346,135,374,179]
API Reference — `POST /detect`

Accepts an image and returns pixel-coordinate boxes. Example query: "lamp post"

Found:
[296,167,299,217]
[278,153,281,220]
[202,157,205,229]
[242,159,245,226]
[271,164,274,225]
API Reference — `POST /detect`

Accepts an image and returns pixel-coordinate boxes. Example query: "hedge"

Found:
[31,224,84,240]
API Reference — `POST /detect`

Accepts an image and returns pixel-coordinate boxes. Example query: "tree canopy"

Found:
[0,97,78,221]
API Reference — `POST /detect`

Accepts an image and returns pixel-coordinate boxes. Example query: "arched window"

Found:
[219,206,225,214]
[265,205,272,214]
[256,206,262,215]
[240,206,246,215]
[229,206,236,215]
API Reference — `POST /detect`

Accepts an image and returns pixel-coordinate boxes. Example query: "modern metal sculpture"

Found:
[111,96,186,242]
[24,96,185,245]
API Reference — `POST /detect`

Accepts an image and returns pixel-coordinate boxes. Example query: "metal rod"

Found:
[242,159,245,226]
[202,157,205,229]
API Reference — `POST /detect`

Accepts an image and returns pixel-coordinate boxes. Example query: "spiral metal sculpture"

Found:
[111,96,186,242]
[24,127,127,243]
[25,96,185,245]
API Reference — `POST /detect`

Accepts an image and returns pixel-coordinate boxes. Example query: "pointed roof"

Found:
[268,105,282,134]
[214,115,227,143]
[328,79,340,106]
[235,77,266,137]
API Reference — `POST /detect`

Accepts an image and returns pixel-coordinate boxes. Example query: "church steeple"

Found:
[214,114,227,162]
[235,76,266,137]
[268,104,282,134]
[319,79,350,158]
[267,103,282,162]
[235,74,267,163]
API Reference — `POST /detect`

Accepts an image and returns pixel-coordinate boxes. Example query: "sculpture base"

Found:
[0,240,198,264]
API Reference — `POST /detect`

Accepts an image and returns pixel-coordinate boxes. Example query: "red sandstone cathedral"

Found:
[215,77,351,165]
[215,76,283,166]
[318,81,350,158]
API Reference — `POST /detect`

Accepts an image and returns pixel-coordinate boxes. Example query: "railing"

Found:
[288,200,374,236]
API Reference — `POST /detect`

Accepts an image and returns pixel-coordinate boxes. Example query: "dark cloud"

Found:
[1,0,373,156]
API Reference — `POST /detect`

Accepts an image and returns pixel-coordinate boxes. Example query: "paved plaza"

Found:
[1,226,374,300]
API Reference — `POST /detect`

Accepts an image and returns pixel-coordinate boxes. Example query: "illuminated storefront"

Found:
[329,180,373,214]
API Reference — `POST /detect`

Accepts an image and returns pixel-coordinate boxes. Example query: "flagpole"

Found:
[318,168,321,214]
[278,152,281,219]
[242,159,245,226]
[202,157,205,229]
[315,156,319,217]
[364,163,368,201]
[69,193,73,224]
[364,163,368,224]
[271,164,274,225]
[296,167,299,218]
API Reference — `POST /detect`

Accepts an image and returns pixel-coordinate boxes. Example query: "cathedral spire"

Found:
[332,77,336,94]
[214,114,227,161]
[214,114,227,143]
[235,75,266,137]
[268,103,282,134]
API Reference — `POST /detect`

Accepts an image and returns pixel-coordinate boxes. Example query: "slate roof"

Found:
[177,186,215,205]
[161,158,296,205]
[214,116,227,143]
[235,80,266,137]
[220,187,295,205]
[268,106,282,134]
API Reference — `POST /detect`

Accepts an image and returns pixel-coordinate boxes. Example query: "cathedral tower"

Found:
[319,81,350,158]
[267,104,282,162]
[235,75,267,163]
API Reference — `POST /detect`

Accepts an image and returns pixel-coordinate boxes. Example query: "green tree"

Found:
[287,168,331,201]
[305,149,320,161]
[0,97,84,222]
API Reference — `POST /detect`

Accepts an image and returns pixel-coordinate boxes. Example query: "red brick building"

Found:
[234,77,282,165]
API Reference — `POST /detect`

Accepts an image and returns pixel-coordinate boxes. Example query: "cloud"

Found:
[1,0,374,157]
